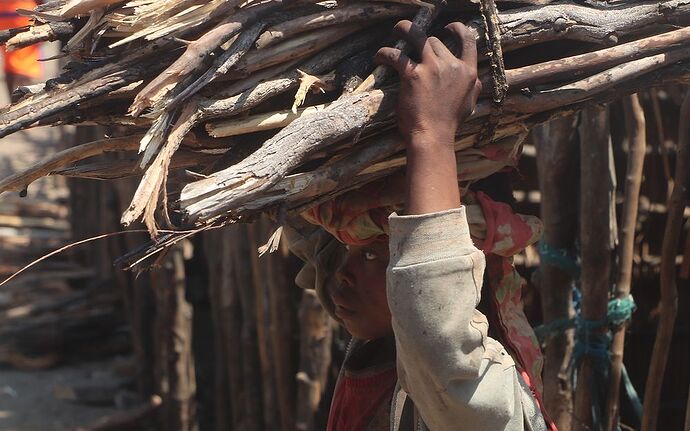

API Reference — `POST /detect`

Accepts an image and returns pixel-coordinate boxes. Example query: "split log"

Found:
[206,103,329,137]
[497,48,690,115]
[180,88,396,222]
[605,94,646,431]
[231,24,365,79]
[573,105,613,431]
[641,88,689,431]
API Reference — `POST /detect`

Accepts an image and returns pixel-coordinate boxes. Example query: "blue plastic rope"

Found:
[533,293,640,430]
[607,295,637,327]
[538,242,581,279]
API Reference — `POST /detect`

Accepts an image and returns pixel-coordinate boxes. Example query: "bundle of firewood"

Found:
[1,0,689,246]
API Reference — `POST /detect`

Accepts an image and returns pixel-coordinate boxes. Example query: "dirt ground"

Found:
[0,361,122,431]
[0,45,121,431]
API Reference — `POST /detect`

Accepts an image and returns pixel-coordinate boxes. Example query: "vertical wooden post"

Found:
[641,89,689,431]
[261,221,297,431]
[151,246,197,431]
[574,105,613,431]
[534,115,579,431]
[231,225,264,431]
[247,221,279,431]
[605,94,646,431]
[204,228,235,431]
[295,290,332,431]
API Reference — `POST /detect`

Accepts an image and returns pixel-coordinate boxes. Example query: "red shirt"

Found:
[327,365,398,431]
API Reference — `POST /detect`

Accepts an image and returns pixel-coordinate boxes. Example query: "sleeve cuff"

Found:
[388,207,478,267]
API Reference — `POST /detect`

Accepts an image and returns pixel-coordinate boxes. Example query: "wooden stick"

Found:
[199,29,384,119]
[205,103,329,137]
[534,115,579,431]
[166,22,266,109]
[129,2,278,117]
[502,26,690,91]
[0,135,142,193]
[5,21,76,51]
[472,0,690,51]
[151,247,196,431]
[573,104,612,431]
[231,24,364,78]
[498,48,690,115]
[231,225,263,430]
[180,88,395,222]
[255,2,413,49]
[605,94,646,431]
[650,88,675,198]
[641,88,689,431]
[0,39,174,138]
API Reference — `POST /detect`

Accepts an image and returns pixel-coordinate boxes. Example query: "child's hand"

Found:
[374,21,482,148]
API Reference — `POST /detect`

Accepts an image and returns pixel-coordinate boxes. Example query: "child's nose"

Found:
[334,266,354,290]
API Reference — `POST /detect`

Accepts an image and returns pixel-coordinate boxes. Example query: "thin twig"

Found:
[641,87,690,431]
[0,228,198,288]
[606,94,646,431]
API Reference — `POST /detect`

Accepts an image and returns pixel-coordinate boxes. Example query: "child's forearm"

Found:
[405,132,460,215]
[374,21,481,215]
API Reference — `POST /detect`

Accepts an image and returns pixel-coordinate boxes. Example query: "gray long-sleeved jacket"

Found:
[387,207,545,430]
[286,207,546,431]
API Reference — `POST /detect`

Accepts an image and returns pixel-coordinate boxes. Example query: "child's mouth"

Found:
[334,304,356,319]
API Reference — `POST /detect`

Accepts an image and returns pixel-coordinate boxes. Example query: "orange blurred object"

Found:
[0,0,41,78]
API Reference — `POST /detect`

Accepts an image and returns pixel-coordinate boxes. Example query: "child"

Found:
[288,21,553,431]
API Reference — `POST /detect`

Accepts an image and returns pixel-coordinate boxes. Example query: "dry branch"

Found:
[605,94,646,431]
[129,2,278,117]
[5,21,76,51]
[255,2,413,49]
[0,135,141,193]
[641,87,689,431]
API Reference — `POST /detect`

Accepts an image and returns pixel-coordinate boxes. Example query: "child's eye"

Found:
[363,250,378,261]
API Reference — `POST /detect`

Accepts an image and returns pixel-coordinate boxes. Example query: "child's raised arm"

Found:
[374,21,481,215]
[378,21,545,430]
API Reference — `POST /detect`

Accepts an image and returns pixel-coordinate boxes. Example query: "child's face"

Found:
[332,239,393,340]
